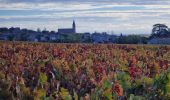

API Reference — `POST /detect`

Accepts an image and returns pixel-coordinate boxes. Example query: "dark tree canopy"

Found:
[150,24,170,38]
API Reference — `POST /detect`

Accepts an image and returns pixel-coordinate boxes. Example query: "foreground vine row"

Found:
[0,42,170,100]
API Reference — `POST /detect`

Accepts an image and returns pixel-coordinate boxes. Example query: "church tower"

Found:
[72,20,76,33]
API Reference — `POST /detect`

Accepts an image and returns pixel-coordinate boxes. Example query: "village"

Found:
[0,21,170,44]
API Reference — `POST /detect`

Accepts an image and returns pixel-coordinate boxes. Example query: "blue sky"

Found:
[0,0,170,34]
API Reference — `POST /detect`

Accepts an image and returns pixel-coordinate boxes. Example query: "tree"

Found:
[8,34,15,41]
[37,28,41,33]
[115,34,147,44]
[151,24,170,38]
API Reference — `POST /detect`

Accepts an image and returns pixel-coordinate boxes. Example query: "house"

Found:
[91,32,110,43]
[81,32,91,42]
[49,34,57,41]
[0,33,9,40]
[27,33,38,42]
[148,38,170,44]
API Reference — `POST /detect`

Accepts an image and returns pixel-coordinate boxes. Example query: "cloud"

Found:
[1,0,170,5]
[0,0,170,34]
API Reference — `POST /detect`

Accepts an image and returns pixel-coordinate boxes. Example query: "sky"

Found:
[0,0,170,34]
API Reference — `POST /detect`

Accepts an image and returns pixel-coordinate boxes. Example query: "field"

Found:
[0,41,170,100]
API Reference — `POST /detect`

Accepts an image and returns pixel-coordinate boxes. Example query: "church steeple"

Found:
[72,20,76,33]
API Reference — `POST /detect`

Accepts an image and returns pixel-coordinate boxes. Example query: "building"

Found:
[92,32,110,43]
[148,38,170,45]
[58,20,76,34]
[49,34,57,41]
[0,33,10,40]
[81,32,91,42]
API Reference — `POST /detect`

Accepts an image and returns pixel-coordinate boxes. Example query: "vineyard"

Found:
[0,42,170,100]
